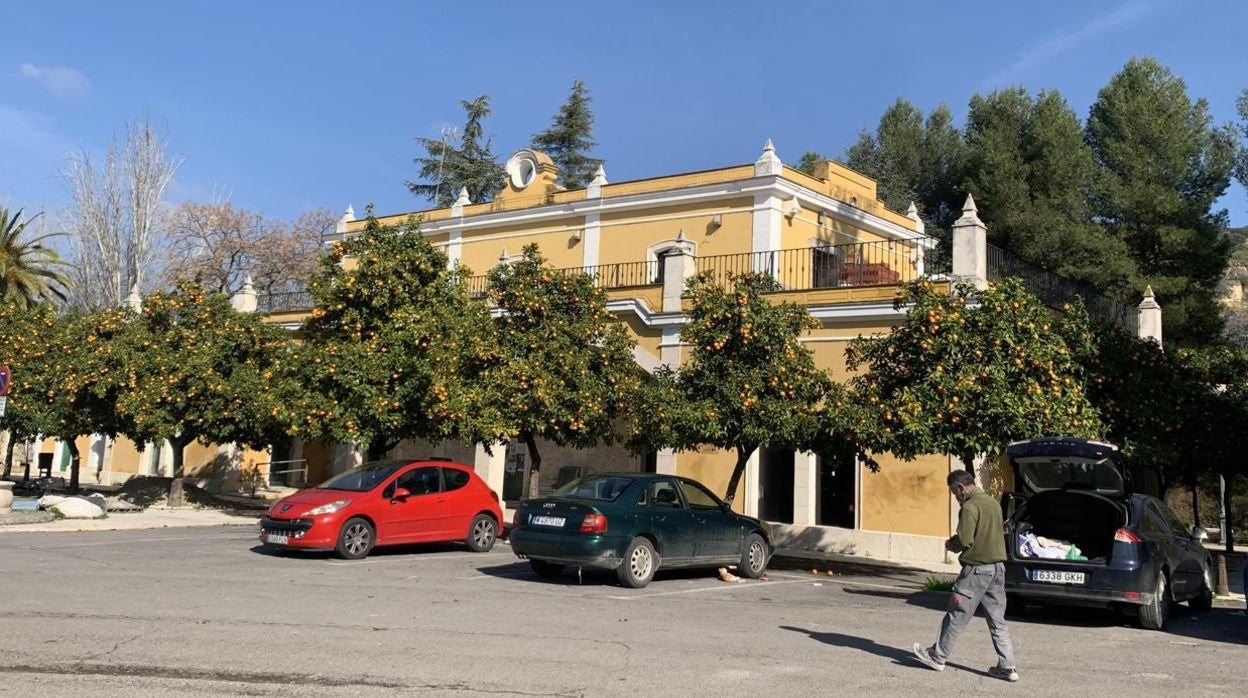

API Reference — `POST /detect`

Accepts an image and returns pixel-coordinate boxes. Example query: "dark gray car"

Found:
[1001,437,1213,630]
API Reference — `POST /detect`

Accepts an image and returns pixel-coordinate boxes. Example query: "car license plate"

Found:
[1033,570,1084,584]
[531,515,565,527]
[265,534,289,545]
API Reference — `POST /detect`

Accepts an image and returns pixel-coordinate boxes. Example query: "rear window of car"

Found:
[443,468,470,492]
[553,475,633,502]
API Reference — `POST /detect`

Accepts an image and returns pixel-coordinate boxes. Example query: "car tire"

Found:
[1005,593,1027,617]
[466,514,497,553]
[530,560,565,579]
[1189,566,1214,612]
[1138,569,1171,630]
[617,537,659,588]
[738,533,768,579]
[334,517,375,560]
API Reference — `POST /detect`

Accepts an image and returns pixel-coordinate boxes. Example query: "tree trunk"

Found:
[524,433,542,499]
[366,437,396,463]
[167,436,190,507]
[1191,482,1201,529]
[1224,474,1235,554]
[64,437,81,494]
[722,445,755,506]
[1,431,14,480]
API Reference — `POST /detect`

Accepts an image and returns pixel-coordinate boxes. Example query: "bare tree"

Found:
[162,202,334,300]
[63,117,181,308]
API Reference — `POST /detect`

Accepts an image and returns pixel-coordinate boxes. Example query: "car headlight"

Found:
[304,499,353,516]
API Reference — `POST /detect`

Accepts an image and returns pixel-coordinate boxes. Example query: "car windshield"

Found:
[1016,457,1124,495]
[552,475,634,502]
[317,460,407,492]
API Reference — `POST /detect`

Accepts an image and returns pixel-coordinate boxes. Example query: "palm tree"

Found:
[0,208,70,308]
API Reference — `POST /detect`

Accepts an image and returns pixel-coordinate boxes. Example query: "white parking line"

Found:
[327,551,511,566]
[453,571,533,580]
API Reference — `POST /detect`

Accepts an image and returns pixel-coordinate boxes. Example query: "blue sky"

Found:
[2,0,1245,225]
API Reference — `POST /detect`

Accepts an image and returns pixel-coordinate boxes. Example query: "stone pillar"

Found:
[660,232,696,313]
[655,448,678,475]
[451,187,471,217]
[951,194,988,290]
[1138,286,1162,347]
[334,205,356,236]
[658,326,682,369]
[586,165,607,199]
[474,441,507,503]
[230,274,258,313]
[743,450,761,517]
[792,451,818,525]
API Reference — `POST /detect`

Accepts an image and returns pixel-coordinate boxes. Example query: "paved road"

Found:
[0,528,1244,696]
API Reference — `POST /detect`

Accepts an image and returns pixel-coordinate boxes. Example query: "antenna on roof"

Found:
[434,126,459,207]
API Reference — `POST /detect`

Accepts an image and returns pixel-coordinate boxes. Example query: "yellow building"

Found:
[301,141,961,564]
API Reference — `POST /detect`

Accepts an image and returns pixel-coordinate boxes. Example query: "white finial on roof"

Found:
[336,205,356,234]
[126,283,142,312]
[587,165,608,198]
[452,187,471,217]
[231,274,258,313]
[906,201,925,234]
[754,138,783,176]
[955,193,982,226]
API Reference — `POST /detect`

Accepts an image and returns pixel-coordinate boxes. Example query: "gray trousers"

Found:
[932,562,1015,669]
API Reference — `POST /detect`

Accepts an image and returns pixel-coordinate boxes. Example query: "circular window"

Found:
[518,159,535,186]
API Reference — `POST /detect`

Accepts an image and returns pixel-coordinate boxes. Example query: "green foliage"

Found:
[631,272,833,502]
[478,244,640,477]
[846,279,1101,469]
[111,280,295,474]
[0,208,70,309]
[962,88,1138,296]
[300,213,496,458]
[845,100,966,231]
[923,576,955,592]
[796,151,825,176]
[1087,58,1238,346]
[531,79,604,189]
[1236,88,1248,194]
[407,96,505,207]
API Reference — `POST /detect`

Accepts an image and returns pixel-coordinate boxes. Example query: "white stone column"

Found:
[743,450,761,517]
[1138,286,1162,348]
[335,205,356,236]
[658,326,682,368]
[655,448,678,475]
[582,212,601,268]
[752,140,784,271]
[660,233,696,313]
[230,274,258,313]
[951,194,988,290]
[792,450,818,525]
[474,441,507,502]
[446,229,463,266]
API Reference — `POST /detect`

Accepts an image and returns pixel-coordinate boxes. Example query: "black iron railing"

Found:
[696,238,942,292]
[258,290,314,313]
[464,259,661,298]
[986,245,1139,334]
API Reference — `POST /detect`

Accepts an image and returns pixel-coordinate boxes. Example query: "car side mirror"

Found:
[719,501,732,513]
[391,487,411,502]
[1191,527,1209,542]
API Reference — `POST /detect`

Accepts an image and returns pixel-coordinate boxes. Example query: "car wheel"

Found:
[1189,566,1214,612]
[466,514,497,553]
[334,517,375,560]
[617,537,659,588]
[1005,593,1027,617]
[1138,569,1171,630]
[530,560,566,579]
[738,533,768,579]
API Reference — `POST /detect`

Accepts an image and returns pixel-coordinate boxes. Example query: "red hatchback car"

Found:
[259,458,503,559]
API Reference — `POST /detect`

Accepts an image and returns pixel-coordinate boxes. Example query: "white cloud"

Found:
[17,63,90,98]
[981,0,1168,89]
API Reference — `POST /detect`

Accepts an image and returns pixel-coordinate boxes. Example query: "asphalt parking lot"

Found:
[0,527,1244,696]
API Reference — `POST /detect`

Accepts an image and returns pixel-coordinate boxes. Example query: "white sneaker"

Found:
[988,665,1019,682]
[912,643,945,672]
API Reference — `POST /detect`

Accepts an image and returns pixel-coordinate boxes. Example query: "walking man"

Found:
[913,470,1018,682]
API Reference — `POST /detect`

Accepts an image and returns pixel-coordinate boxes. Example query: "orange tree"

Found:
[846,278,1102,476]
[110,280,295,503]
[0,303,133,491]
[297,212,497,460]
[630,272,837,504]
[477,244,641,497]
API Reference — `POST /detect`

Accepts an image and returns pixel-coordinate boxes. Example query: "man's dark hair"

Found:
[947,470,975,488]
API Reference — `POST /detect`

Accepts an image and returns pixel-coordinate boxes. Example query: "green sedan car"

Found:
[509,473,772,588]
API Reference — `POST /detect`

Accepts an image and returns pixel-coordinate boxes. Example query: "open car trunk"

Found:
[1012,490,1129,564]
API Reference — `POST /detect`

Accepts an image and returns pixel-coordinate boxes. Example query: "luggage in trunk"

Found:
[1013,490,1128,563]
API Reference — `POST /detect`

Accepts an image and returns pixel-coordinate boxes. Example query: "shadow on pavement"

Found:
[842,586,948,611]
[1006,602,1247,645]
[779,625,992,677]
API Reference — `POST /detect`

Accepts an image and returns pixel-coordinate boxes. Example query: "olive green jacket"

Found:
[953,488,1007,566]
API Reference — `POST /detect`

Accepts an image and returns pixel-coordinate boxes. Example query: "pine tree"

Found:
[531,79,604,189]
[407,96,505,207]
[961,88,1137,295]
[1087,58,1238,346]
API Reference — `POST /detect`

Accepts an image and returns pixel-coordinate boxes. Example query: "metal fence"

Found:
[986,245,1139,334]
[464,259,661,298]
[258,290,315,313]
[695,238,942,292]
